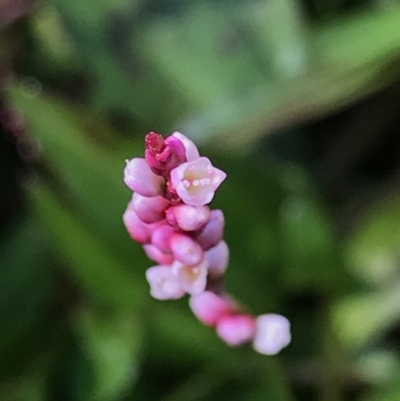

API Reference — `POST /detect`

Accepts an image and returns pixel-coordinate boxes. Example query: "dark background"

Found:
[2,0,400,400]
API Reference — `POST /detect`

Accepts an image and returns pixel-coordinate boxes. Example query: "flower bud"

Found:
[252,314,291,355]
[131,193,169,224]
[216,314,256,346]
[151,224,175,254]
[189,291,234,326]
[143,244,174,265]
[169,233,204,266]
[217,315,256,346]
[168,204,211,231]
[124,158,164,197]
[123,207,151,244]
[195,210,224,250]
[171,132,200,162]
[205,240,229,276]
[145,132,186,176]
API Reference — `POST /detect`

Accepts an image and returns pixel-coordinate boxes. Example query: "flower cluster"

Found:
[123,132,291,355]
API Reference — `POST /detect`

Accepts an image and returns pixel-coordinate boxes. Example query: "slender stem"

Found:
[260,355,297,401]
[318,297,343,401]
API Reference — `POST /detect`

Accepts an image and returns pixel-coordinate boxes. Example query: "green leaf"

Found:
[360,381,400,401]
[182,8,400,149]
[73,306,142,401]
[31,181,146,309]
[277,167,349,292]
[0,366,49,401]
[0,217,52,357]
[345,196,400,286]
[333,282,400,349]
[355,349,400,386]
[9,84,147,268]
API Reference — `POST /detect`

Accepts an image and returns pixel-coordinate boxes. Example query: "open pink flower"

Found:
[252,314,291,355]
[171,259,208,295]
[124,158,164,197]
[170,157,226,206]
[146,266,185,300]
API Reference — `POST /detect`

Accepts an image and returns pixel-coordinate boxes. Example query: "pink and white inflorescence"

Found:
[123,132,291,355]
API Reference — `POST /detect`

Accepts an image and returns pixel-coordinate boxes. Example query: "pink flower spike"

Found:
[143,244,174,265]
[205,240,229,276]
[124,158,165,197]
[151,224,175,254]
[169,204,211,231]
[172,259,208,295]
[252,314,291,355]
[171,132,200,162]
[123,207,151,244]
[170,157,227,206]
[216,315,256,346]
[189,291,234,326]
[146,266,185,300]
[169,233,204,266]
[131,193,170,224]
[195,210,225,250]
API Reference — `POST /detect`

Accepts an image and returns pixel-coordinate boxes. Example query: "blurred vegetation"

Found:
[2,0,400,400]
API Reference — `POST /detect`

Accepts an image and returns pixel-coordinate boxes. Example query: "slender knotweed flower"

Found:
[123,132,291,355]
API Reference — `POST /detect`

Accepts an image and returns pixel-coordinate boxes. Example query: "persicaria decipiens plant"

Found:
[123,132,291,355]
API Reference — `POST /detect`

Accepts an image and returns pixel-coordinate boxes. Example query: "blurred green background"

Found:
[2,0,400,400]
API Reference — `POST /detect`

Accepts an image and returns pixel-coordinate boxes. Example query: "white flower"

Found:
[170,157,226,206]
[252,314,291,355]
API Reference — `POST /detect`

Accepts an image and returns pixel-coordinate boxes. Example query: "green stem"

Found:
[318,297,343,401]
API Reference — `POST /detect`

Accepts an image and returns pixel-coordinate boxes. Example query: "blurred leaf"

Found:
[139,3,266,108]
[0,367,48,401]
[73,307,142,401]
[31,181,145,309]
[46,0,187,129]
[207,154,286,311]
[157,345,294,401]
[183,7,400,148]
[336,191,400,350]
[0,216,52,357]
[9,84,148,270]
[244,0,308,78]
[147,301,227,364]
[27,1,400,150]
[333,282,400,348]
[279,196,337,288]
[30,3,79,70]
[277,166,350,292]
[355,349,400,386]
[345,195,400,286]
[361,381,400,401]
